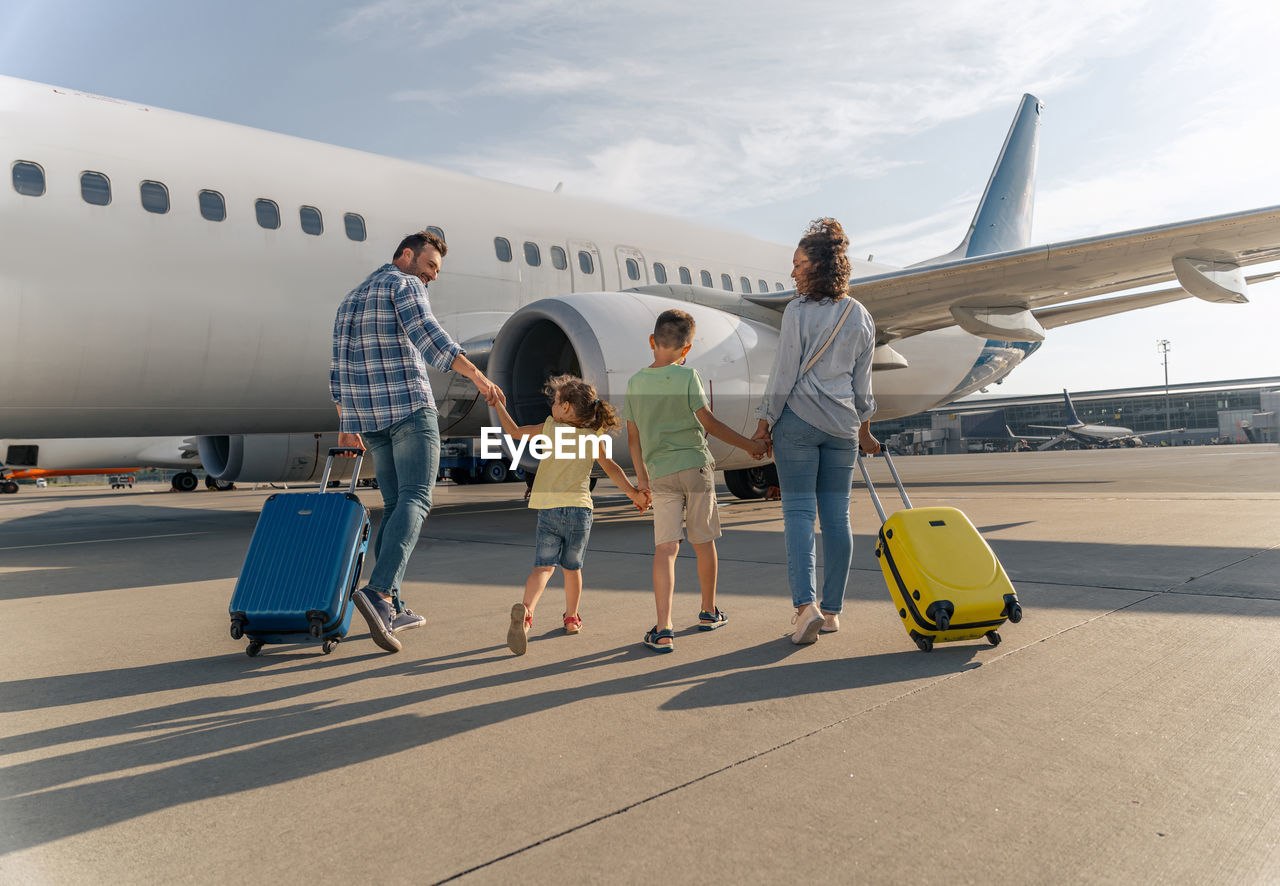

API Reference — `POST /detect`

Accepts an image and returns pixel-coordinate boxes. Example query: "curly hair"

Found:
[544,374,620,432]
[796,217,851,302]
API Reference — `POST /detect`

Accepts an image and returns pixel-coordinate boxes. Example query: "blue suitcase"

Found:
[228,448,370,657]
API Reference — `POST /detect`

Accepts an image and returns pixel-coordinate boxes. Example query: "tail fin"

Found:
[916,94,1042,265]
[1063,389,1083,426]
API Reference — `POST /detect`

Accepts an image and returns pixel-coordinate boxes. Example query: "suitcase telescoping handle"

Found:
[857,450,912,524]
[317,447,365,493]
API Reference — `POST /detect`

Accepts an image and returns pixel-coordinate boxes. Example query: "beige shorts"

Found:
[651,465,722,546]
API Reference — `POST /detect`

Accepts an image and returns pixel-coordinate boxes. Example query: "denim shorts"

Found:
[533,506,594,570]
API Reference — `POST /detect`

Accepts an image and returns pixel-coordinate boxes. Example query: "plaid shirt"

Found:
[330,263,463,433]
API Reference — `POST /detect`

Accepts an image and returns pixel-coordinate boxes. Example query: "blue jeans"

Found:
[361,408,440,599]
[771,406,858,612]
[533,506,594,570]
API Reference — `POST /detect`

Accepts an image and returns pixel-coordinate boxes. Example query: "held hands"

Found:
[475,373,507,407]
[751,420,773,459]
[744,437,768,460]
[627,486,651,512]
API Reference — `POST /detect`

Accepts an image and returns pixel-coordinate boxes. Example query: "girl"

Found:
[493,375,648,655]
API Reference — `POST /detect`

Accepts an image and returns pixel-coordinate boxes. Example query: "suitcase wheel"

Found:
[986,630,1002,647]
[1008,602,1023,624]
[246,640,264,658]
[322,639,339,655]
[230,623,243,641]
[914,634,934,653]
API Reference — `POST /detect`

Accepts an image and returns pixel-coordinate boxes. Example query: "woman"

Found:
[754,218,880,645]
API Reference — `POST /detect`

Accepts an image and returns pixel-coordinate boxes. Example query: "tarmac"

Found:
[1,445,1277,885]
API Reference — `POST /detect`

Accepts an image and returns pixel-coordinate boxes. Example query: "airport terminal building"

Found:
[872,377,1280,454]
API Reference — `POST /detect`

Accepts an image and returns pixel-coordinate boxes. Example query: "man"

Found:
[331,230,504,653]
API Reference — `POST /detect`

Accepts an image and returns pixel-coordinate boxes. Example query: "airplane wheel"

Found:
[724,465,777,500]
[172,471,199,492]
[1,481,19,494]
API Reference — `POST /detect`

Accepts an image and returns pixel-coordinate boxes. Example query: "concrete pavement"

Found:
[1,446,1277,884]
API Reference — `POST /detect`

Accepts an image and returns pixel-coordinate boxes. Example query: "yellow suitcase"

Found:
[858,453,1023,652]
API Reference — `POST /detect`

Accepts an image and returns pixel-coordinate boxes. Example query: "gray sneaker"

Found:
[391,606,426,633]
[353,587,402,653]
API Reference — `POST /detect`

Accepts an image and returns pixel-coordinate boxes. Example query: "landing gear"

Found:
[172,471,199,492]
[1,480,19,494]
[724,464,778,500]
[205,475,236,491]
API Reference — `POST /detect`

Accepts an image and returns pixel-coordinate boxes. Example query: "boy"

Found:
[624,309,767,652]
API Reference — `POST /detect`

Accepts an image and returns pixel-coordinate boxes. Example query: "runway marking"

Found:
[0,531,208,551]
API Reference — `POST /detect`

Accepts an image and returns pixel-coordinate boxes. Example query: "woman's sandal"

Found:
[563,613,582,634]
[643,625,675,653]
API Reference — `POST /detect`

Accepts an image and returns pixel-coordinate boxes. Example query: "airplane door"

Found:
[568,240,602,292]
[616,246,648,287]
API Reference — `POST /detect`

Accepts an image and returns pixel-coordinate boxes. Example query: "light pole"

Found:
[1157,339,1171,432]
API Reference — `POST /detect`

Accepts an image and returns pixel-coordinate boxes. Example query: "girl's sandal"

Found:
[563,613,582,634]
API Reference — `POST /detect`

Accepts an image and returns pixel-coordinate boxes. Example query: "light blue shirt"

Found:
[756,295,877,439]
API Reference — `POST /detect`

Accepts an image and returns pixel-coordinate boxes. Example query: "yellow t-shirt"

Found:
[528,419,600,510]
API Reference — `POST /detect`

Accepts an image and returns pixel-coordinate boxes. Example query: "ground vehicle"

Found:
[34,477,47,488]
[108,474,134,489]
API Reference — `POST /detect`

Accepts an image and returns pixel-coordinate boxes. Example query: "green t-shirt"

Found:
[623,364,713,481]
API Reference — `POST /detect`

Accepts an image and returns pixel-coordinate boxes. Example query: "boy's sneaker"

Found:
[697,608,728,631]
[507,603,531,656]
[391,607,426,633]
[353,587,402,653]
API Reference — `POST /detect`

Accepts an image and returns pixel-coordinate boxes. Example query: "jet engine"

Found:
[487,292,779,482]
[197,433,363,484]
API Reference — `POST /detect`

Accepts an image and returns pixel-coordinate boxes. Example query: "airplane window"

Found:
[758,278,767,293]
[551,245,567,270]
[199,190,226,222]
[654,263,667,284]
[344,213,366,242]
[11,161,44,196]
[80,171,111,205]
[721,273,733,291]
[578,251,594,274]
[494,237,512,262]
[626,258,640,281]
[741,277,752,293]
[427,225,446,243]
[700,270,712,287]
[775,282,785,291]
[300,206,323,235]
[524,242,541,266]
[679,267,692,285]
[140,180,169,214]
[255,199,280,229]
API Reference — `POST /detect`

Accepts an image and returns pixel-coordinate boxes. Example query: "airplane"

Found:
[0,436,202,492]
[1,76,1278,499]
[1028,390,1185,450]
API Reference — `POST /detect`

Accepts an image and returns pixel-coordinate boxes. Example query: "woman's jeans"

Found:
[771,406,858,613]
[361,408,440,600]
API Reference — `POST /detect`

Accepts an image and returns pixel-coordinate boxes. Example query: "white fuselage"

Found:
[0,76,992,442]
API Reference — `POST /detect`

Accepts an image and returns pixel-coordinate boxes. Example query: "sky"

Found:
[3,0,1278,397]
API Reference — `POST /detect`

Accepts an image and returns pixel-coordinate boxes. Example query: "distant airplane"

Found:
[2,77,1278,498]
[0,436,202,493]
[1029,390,1185,449]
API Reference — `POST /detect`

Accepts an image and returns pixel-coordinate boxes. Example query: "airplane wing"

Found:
[1033,271,1280,330]
[1028,425,1069,432]
[747,206,1280,342]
